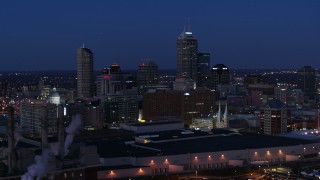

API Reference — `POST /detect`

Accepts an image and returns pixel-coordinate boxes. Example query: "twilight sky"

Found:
[0,0,320,71]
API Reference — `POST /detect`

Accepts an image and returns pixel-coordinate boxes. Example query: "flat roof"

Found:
[142,133,313,155]
[127,121,183,127]
[91,129,316,158]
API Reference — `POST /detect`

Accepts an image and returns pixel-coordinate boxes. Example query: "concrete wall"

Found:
[98,167,152,180]
[229,160,244,166]
[169,165,184,173]
[286,155,300,161]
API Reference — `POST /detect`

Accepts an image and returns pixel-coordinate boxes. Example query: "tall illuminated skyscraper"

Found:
[77,46,94,98]
[176,25,198,80]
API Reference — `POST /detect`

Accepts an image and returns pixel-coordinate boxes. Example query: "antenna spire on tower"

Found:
[187,17,190,31]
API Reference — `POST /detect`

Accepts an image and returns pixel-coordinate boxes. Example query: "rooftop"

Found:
[263,99,286,109]
[89,129,316,158]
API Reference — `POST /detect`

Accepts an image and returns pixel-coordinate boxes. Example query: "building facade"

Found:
[102,90,139,125]
[77,47,94,98]
[211,64,230,90]
[96,64,126,97]
[137,60,158,92]
[297,66,316,99]
[197,52,211,87]
[143,89,215,126]
[65,99,104,130]
[20,100,58,136]
[260,99,290,135]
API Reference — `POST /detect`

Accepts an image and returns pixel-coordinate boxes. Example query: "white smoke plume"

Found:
[64,114,82,155]
[21,150,55,180]
[49,142,59,156]
[22,114,82,180]
[14,130,23,147]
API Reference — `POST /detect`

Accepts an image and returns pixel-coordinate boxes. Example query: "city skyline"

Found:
[0,0,320,71]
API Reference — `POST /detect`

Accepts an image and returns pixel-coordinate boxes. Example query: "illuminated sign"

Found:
[103,75,113,79]
[185,32,192,35]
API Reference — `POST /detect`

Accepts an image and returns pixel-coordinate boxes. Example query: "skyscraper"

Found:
[176,26,198,80]
[137,60,158,91]
[210,64,230,90]
[297,66,316,99]
[77,46,94,98]
[197,52,211,87]
[96,64,126,97]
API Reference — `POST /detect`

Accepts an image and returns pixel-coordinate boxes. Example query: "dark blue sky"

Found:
[1,0,320,71]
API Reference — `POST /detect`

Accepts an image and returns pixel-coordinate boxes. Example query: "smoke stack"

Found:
[57,105,65,159]
[41,106,48,149]
[7,106,16,174]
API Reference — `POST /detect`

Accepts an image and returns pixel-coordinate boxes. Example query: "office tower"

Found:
[96,64,126,97]
[210,64,230,90]
[260,99,290,135]
[102,89,139,124]
[20,100,58,136]
[137,60,158,92]
[176,26,198,80]
[297,66,316,99]
[197,52,211,87]
[77,46,94,98]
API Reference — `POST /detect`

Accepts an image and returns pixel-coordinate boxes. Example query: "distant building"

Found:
[66,99,104,130]
[137,60,158,92]
[96,64,126,97]
[49,88,61,105]
[143,89,215,126]
[197,52,211,87]
[244,74,264,85]
[20,100,58,136]
[176,26,198,80]
[77,46,94,98]
[191,117,214,130]
[0,77,8,98]
[287,89,304,106]
[101,89,139,125]
[297,66,316,99]
[173,77,196,91]
[274,87,287,104]
[210,64,230,90]
[247,84,275,107]
[143,90,182,119]
[260,99,290,135]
